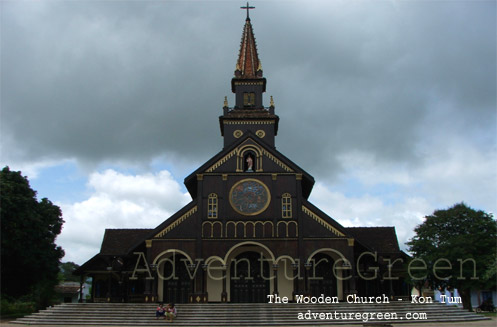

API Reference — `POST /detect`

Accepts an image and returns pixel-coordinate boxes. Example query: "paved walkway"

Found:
[2,317,496,327]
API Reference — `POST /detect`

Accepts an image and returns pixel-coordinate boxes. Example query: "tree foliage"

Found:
[59,262,81,282]
[407,203,497,310]
[0,166,65,307]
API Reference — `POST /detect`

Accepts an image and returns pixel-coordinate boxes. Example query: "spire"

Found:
[235,5,263,79]
[222,5,278,149]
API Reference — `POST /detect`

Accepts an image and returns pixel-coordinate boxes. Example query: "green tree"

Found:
[407,203,497,310]
[0,166,65,308]
[59,262,81,282]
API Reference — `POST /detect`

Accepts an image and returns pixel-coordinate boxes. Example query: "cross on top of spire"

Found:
[241,2,255,20]
[235,2,262,79]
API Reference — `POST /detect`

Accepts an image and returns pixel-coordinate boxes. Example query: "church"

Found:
[75,7,409,304]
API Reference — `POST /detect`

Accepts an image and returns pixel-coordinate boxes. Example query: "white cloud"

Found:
[309,129,496,253]
[309,182,431,252]
[335,151,413,186]
[57,169,190,264]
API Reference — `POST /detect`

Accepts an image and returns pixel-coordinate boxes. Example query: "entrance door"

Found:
[309,253,337,297]
[162,254,192,304]
[230,251,270,303]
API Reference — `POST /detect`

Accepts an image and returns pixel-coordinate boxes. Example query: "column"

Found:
[272,263,279,296]
[304,262,312,295]
[221,265,228,302]
[202,263,209,302]
[291,262,299,301]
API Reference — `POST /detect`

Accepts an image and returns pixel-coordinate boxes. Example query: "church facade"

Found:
[76,11,409,304]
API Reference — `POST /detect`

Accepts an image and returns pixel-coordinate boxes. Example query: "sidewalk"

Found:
[2,317,496,327]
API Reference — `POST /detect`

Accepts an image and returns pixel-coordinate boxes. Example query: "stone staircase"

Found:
[13,302,489,326]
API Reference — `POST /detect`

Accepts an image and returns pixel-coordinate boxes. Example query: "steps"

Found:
[13,302,489,326]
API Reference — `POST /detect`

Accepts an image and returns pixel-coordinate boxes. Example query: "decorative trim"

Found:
[233,130,243,138]
[222,174,228,181]
[233,81,265,86]
[262,149,294,172]
[271,174,277,181]
[276,221,298,237]
[225,220,274,238]
[205,149,237,173]
[223,120,275,125]
[302,206,345,237]
[202,221,223,238]
[256,130,266,138]
[347,238,355,246]
[155,206,198,238]
[197,174,203,181]
[296,174,303,180]
[145,240,153,248]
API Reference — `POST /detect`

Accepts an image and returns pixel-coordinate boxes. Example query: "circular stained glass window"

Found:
[229,179,271,216]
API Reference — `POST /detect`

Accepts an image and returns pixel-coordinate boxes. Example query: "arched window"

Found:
[282,193,292,218]
[208,193,218,219]
[243,92,255,107]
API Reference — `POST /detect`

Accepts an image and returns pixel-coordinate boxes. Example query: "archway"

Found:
[230,251,270,303]
[157,252,192,304]
[308,252,337,298]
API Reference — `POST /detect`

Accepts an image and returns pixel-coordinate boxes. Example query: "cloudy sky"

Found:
[2,0,495,265]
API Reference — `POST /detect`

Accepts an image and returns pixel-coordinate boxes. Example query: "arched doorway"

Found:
[159,252,192,304]
[230,251,270,303]
[309,253,337,297]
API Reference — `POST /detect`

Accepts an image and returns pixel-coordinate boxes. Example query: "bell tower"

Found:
[219,3,279,149]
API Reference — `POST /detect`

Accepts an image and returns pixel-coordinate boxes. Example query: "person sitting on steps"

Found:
[165,303,177,322]
[155,303,165,320]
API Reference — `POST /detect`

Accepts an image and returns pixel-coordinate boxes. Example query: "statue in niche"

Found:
[245,154,254,172]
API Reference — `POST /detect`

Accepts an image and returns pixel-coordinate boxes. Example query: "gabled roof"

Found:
[74,229,153,275]
[100,229,153,255]
[345,227,401,254]
[235,16,262,79]
[184,131,315,199]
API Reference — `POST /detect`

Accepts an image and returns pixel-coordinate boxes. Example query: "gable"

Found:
[184,133,315,199]
[149,202,198,240]
[300,200,349,238]
[204,138,294,174]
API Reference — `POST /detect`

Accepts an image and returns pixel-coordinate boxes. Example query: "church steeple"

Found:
[234,13,263,79]
[220,6,279,149]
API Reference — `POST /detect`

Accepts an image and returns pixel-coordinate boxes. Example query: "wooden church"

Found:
[76,7,409,304]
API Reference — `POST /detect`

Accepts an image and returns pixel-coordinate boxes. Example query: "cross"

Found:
[241,2,255,19]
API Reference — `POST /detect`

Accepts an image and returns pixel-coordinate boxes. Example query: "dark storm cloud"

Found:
[2,1,495,179]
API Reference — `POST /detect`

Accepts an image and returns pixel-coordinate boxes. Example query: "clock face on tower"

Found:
[229,178,271,216]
